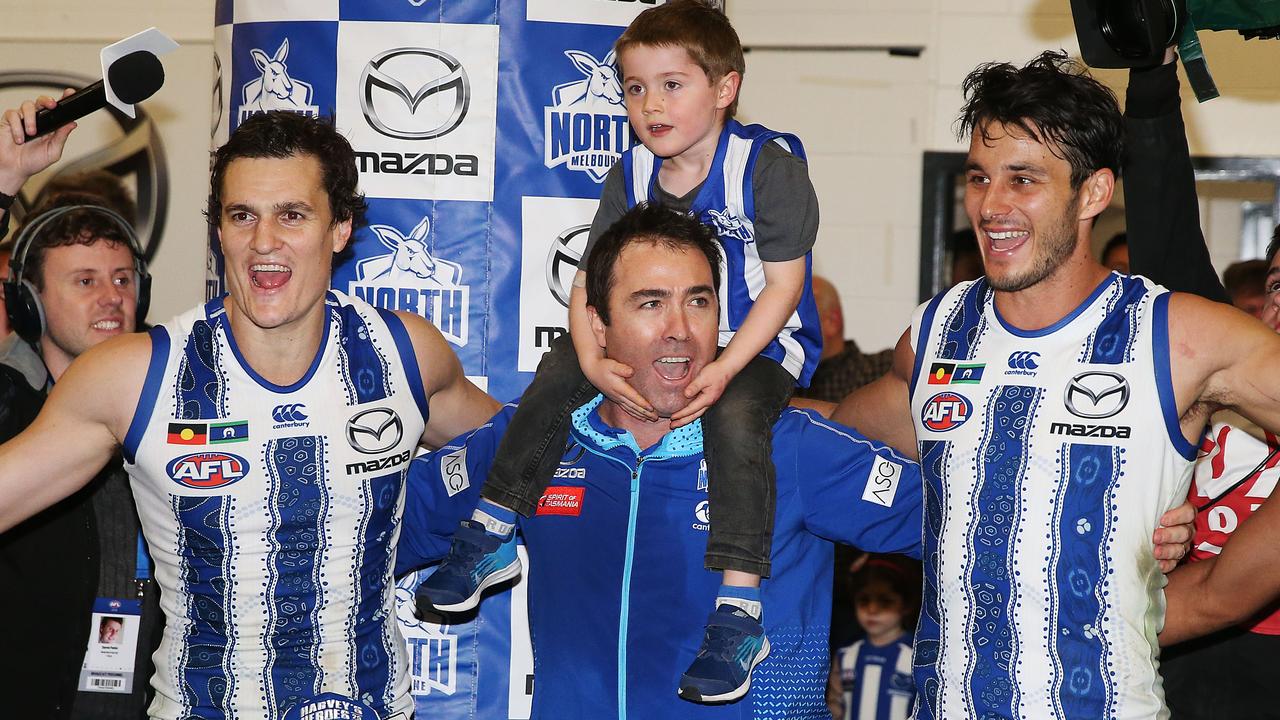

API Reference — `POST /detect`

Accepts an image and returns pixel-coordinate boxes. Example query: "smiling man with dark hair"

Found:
[401,203,923,717]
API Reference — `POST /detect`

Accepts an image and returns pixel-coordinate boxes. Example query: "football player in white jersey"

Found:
[0,105,497,718]
[834,51,1280,718]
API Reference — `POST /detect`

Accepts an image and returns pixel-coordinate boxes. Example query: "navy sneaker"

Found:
[415,520,521,615]
[677,605,771,704]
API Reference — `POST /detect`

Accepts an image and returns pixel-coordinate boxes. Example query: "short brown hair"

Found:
[615,0,745,118]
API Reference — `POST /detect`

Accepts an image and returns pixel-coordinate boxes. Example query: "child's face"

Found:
[855,582,907,642]
[618,44,738,164]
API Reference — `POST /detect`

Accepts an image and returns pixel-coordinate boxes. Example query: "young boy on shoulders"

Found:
[418,0,821,703]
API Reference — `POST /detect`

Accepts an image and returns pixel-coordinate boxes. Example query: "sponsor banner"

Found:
[395,548,533,719]
[526,0,662,27]
[336,21,499,202]
[517,196,597,371]
[333,199,488,374]
[213,5,631,714]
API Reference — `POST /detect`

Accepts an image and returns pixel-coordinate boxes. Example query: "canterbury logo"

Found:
[347,407,404,455]
[1007,351,1040,370]
[271,404,308,423]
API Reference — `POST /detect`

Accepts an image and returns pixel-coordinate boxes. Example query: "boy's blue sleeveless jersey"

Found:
[400,400,923,719]
[621,119,823,386]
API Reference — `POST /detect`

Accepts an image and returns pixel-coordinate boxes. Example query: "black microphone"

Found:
[28,50,164,139]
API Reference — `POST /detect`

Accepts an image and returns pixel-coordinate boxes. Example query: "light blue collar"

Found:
[570,394,704,460]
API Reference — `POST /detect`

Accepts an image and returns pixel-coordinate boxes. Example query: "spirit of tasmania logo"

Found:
[348,217,470,347]
[543,48,633,183]
[238,39,318,123]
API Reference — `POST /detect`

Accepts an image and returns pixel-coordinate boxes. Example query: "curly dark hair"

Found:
[206,111,367,229]
[957,50,1123,188]
[585,203,722,325]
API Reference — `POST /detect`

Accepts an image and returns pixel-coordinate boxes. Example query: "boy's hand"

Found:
[0,90,77,193]
[670,359,732,428]
[583,356,656,422]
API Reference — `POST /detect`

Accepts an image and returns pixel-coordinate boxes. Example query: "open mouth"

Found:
[91,319,122,331]
[648,123,672,135]
[654,355,691,381]
[250,263,292,290]
[984,229,1030,253]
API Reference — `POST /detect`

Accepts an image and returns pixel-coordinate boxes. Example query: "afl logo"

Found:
[921,392,972,432]
[166,452,249,489]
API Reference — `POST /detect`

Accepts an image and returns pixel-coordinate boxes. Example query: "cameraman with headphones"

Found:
[0,94,159,719]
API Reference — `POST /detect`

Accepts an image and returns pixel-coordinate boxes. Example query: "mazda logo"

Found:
[545,224,589,308]
[346,407,404,454]
[0,71,168,261]
[1064,371,1129,419]
[359,47,469,141]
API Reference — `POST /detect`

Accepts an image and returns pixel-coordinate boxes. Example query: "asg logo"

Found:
[546,224,589,308]
[544,48,633,182]
[921,392,971,432]
[360,47,469,141]
[1065,371,1129,419]
[238,39,318,123]
[439,447,470,497]
[348,217,470,347]
[346,407,404,454]
[271,403,308,425]
[1007,351,1040,371]
[166,452,249,489]
[706,208,753,243]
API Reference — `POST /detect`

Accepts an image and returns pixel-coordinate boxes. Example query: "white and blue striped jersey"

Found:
[621,119,823,386]
[838,636,915,720]
[908,274,1196,719]
[123,291,428,720]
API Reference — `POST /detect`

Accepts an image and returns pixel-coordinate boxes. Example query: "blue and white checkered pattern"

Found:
[209,3,667,719]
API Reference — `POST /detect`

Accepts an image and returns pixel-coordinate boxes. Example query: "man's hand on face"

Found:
[1153,500,1196,574]
[0,90,77,194]
[669,358,734,428]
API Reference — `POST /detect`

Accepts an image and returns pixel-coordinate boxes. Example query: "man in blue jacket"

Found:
[398,203,923,718]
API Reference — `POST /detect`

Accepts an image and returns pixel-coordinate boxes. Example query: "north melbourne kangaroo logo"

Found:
[707,208,753,243]
[239,39,318,122]
[348,217,470,347]
[544,48,632,182]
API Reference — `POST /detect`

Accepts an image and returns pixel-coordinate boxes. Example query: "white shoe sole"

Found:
[428,560,523,613]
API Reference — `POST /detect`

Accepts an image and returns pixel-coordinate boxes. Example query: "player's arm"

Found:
[395,311,499,450]
[0,333,147,531]
[1157,294,1280,640]
[832,329,919,459]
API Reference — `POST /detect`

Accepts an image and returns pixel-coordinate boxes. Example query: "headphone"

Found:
[3,204,151,343]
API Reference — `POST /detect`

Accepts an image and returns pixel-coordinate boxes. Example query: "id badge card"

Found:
[77,597,141,694]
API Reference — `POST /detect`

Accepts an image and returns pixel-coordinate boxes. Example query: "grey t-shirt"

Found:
[580,140,820,266]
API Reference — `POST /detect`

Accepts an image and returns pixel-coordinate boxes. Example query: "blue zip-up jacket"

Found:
[400,398,922,719]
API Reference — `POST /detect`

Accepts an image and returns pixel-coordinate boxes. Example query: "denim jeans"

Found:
[481,334,793,577]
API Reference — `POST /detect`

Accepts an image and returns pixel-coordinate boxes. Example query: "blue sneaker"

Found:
[677,605,771,704]
[415,520,521,615]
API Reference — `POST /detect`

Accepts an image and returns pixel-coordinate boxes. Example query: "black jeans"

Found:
[481,334,793,576]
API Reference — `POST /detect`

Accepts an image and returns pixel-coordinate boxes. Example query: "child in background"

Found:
[417,0,821,704]
[829,555,920,720]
